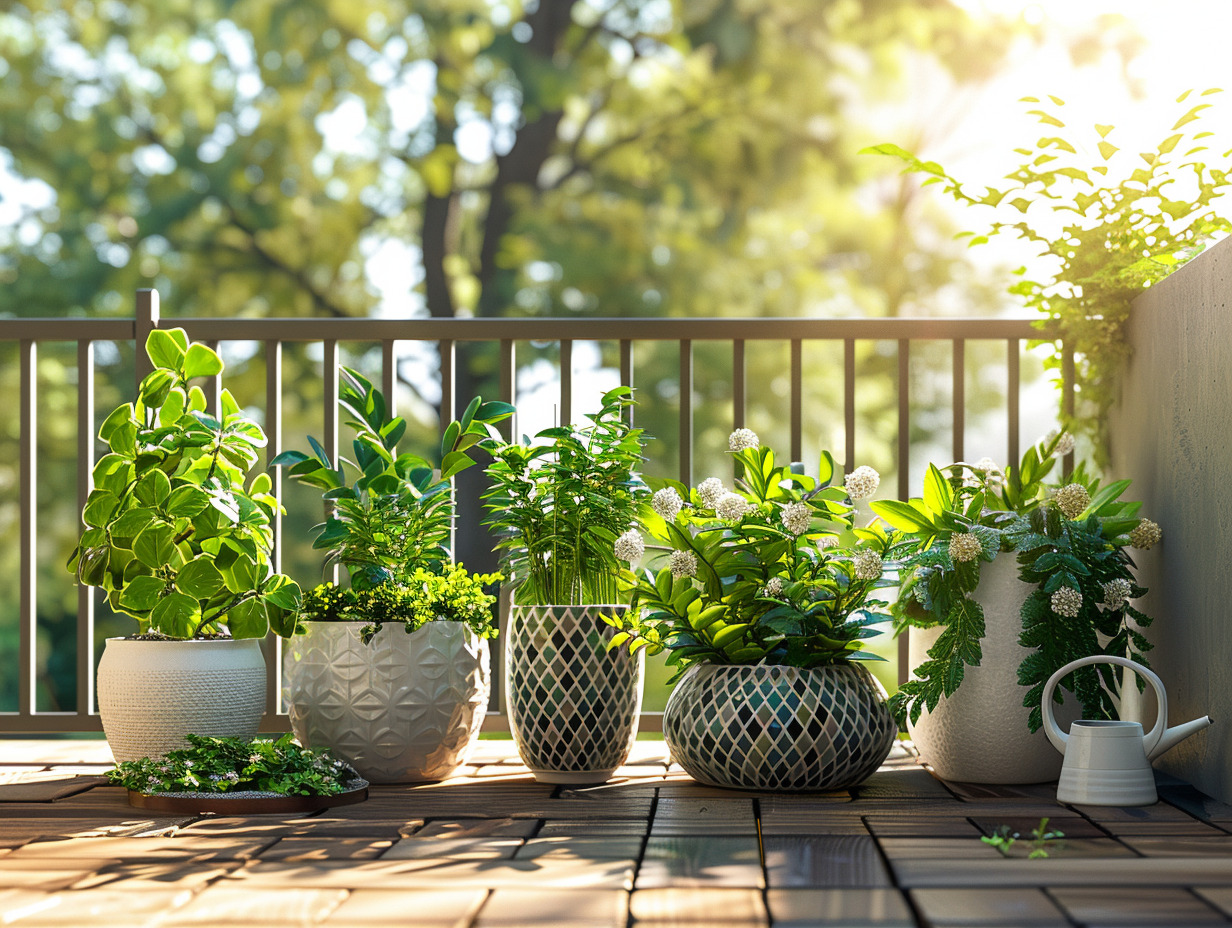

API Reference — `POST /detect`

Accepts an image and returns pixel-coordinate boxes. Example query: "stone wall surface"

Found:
[1110,233,1232,801]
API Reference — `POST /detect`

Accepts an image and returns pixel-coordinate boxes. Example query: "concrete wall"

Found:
[1110,234,1232,801]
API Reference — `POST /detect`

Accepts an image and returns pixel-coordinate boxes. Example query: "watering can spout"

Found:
[1148,716,1213,762]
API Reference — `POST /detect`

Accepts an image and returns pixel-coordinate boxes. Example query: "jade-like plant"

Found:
[606,429,893,680]
[68,328,301,639]
[273,368,513,591]
[872,433,1162,731]
[481,387,649,606]
[298,562,502,643]
[863,90,1232,460]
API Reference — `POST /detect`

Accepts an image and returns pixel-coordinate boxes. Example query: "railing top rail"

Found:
[0,316,1050,343]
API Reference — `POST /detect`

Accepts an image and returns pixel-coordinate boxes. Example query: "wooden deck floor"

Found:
[2,738,1232,927]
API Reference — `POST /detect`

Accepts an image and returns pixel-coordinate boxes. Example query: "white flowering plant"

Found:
[872,432,1160,731]
[606,433,893,680]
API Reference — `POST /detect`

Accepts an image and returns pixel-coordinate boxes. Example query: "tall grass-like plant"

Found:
[863,90,1232,460]
[482,387,648,605]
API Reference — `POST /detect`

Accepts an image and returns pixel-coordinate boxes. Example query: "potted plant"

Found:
[274,369,511,783]
[607,429,897,792]
[68,328,301,762]
[872,432,1162,783]
[481,386,649,784]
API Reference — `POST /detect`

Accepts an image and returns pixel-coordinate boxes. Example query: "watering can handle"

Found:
[1040,655,1168,757]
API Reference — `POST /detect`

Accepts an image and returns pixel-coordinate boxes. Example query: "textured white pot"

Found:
[97,637,266,762]
[505,604,644,784]
[907,555,1076,783]
[284,621,490,783]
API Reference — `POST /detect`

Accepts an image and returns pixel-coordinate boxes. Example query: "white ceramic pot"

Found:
[97,637,267,762]
[284,621,490,783]
[664,662,897,792]
[505,604,644,784]
[907,555,1077,783]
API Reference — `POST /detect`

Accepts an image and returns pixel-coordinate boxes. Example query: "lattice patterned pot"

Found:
[283,620,490,783]
[97,637,266,763]
[505,604,644,784]
[662,662,896,792]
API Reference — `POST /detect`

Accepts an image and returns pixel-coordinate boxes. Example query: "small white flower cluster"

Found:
[780,501,811,536]
[1130,519,1162,550]
[697,476,726,509]
[853,549,883,581]
[1101,578,1133,610]
[614,529,644,563]
[1055,483,1091,520]
[716,492,752,521]
[948,532,982,564]
[728,428,760,452]
[1045,429,1075,456]
[815,535,838,551]
[974,457,1003,491]
[761,576,784,597]
[844,465,880,501]
[652,487,684,521]
[1050,587,1082,618]
[668,549,697,579]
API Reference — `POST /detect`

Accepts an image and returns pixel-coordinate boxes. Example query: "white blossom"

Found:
[716,492,752,521]
[761,576,784,597]
[1050,587,1082,618]
[728,428,760,452]
[697,477,726,509]
[948,532,982,563]
[1101,578,1133,610]
[853,549,883,581]
[780,502,811,536]
[668,549,697,579]
[614,529,645,563]
[844,465,880,500]
[652,487,684,521]
[1045,429,1075,456]
[815,535,839,551]
[1130,519,1162,550]
[1055,483,1091,520]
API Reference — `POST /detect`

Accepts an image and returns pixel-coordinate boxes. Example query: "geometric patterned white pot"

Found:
[505,604,644,785]
[663,662,896,792]
[283,621,490,784]
[97,637,266,763]
[907,554,1077,784]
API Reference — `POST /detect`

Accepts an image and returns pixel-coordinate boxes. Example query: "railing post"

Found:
[952,339,965,463]
[790,339,803,465]
[679,339,693,485]
[19,340,37,717]
[134,289,160,385]
[76,341,96,718]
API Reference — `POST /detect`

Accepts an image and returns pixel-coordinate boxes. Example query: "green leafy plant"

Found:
[863,90,1232,459]
[982,817,1065,859]
[873,435,1160,730]
[481,387,649,606]
[606,429,893,681]
[298,562,502,643]
[106,733,359,796]
[272,368,513,589]
[67,328,301,639]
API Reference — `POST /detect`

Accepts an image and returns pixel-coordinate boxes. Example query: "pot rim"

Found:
[103,635,262,645]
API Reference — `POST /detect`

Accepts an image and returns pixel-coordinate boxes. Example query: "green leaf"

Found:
[923,464,953,514]
[150,591,200,637]
[184,343,224,379]
[177,556,226,599]
[133,523,176,569]
[119,575,167,612]
[166,484,211,518]
[146,329,187,372]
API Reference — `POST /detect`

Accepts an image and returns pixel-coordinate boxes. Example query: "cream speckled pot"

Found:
[97,637,266,762]
[907,555,1077,783]
[284,621,490,783]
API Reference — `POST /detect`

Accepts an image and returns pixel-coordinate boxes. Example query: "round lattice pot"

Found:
[97,637,267,763]
[284,621,490,784]
[505,604,644,784]
[907,555,1078,783]
[663,662,897,792]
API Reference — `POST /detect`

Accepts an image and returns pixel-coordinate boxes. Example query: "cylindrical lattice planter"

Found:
[505,604,644,784]
[97,637,267,763]
[663,662,896,792]
[284,621,490,783]
[907,554,1077,783]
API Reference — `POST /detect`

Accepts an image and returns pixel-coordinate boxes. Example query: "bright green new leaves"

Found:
[272,367,512,591]
[67,328,301,639]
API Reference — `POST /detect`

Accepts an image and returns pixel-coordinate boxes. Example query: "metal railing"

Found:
[2,289,1071,733]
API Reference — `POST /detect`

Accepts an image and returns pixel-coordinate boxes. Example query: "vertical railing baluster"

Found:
[844,338,856,476]
[439,340,456,432]
[323,340,339,585]
[204,340,222,416]
[499,339,516,439]
[1062,342,1076,478]
[383,340,397,420]
[134,289,159,384]
[19,340,37,717]
[264,340,283,716]
[897,339,910,502]
[559,339,573,427]
[76,341,96,718]
[732,339,746,430]
[619,340,634,426]
[952,339,965,463]
[790,339,803,465]
[1007,339,1020,466]
[679,339,693,485]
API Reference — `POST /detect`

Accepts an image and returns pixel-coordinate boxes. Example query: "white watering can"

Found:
[1041,655,1212,806]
